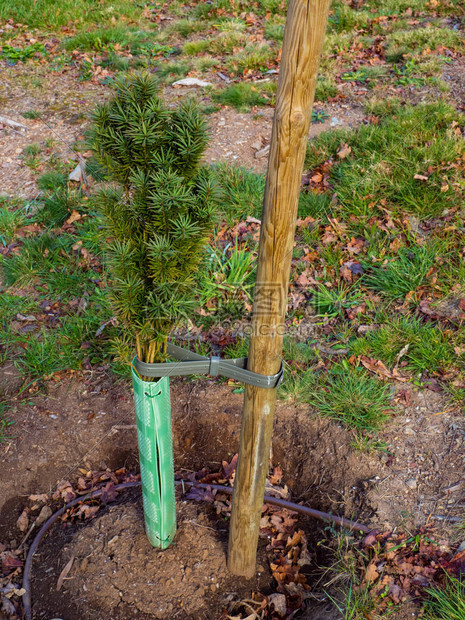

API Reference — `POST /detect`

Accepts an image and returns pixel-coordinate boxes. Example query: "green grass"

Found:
[0,0,142,29]
[325,534,388,620]
[226,43,275,75]
[36,187,86,227]
[37,171,67,192]
[385,27,463,63]
[213,163,335,222]
[424,574,465,620]
[0,188,116,380]
[22,109,42,120]
[306,101,465,218]
[62,27,151,53]
[23,143,42,156]
[212,81,276,111]
[0,207,26,247]
[311,284,364,319]
[302,363,392,432]
[315,77,338,102]
[199,243,256,320]
[279,356,393,434]
[351,318,456,375]
[362,246,435,301]
[167,18,209,38]
[0,401,13,443]
[212,164,265,221]
[263,18,285,42]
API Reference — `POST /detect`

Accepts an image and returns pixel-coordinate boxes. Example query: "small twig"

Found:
[0,115,27,130]
[181,519,217,532]
[17,522,36,551]
[108,424,136,436]
[312,343,349,355]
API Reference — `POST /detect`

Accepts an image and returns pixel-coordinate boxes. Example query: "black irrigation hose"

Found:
[22,480,370,620]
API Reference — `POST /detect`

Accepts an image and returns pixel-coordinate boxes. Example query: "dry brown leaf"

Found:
[66,210,83,225]
[28,493,48,503]
[337,143,352,159]
[364,561,380,583]
[16,508,29,532]
[56,556,74,591]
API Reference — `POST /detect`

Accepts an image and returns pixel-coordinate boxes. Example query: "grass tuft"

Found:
[306,101,464,218]
[212,81,276,111]
[351,317,456,375]
[308,364,392,432]
[424,573,465,620]
[362,246,434,300]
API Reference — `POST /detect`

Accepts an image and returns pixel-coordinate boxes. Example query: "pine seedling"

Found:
[90,72,221,366]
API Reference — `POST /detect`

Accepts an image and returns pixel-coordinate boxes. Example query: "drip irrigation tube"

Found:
[22,480,370,620]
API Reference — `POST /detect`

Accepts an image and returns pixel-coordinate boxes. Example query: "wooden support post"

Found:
[227,0,331,578]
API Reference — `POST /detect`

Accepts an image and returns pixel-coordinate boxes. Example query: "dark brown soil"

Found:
[33,490,274,620]
[2,369,464,619]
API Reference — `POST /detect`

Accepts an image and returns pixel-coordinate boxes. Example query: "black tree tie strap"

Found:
[134,343,284,389]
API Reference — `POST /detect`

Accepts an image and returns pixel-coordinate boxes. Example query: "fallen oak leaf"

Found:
[65,210,83,225]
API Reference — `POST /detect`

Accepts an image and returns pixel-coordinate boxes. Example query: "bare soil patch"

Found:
[33,493,273,620]
[1,371,464,618]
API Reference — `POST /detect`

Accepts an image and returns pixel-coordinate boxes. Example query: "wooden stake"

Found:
[227,0,331,578]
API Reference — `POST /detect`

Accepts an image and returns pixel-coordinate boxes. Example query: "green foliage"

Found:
[227,43,275,75]
[36,187,86,227]
[37,171,67,192]
[62,27,151,52]
[212,82,275,112]
[89,72,208,188]
[89,72,220,364]
[298,191,332,218]
[263,19,284,42]
[199,243,256,319]
[315,77,338,102]
[362,246,435,300]
[212,164,265,221]
[351,318,455,374]
[305,364,392,432]
[1,42,46,62]
[385,27,463,63]
[306,101,464,217]
[0,0,141,28]
[1,231,99,297]
[424,573,465,620]
[183,39,209,55]
[167,19,209,37]
[0,401,12,443]
[311,284,363,319]
[23,143,41,156]
[22,109,42,119]
[0,208,26,246]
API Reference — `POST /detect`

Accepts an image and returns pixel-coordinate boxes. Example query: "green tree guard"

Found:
[133,373,176,548]
[90,72,220,548]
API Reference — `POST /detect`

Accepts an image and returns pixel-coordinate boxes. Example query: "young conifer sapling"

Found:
[89,72,220,367]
